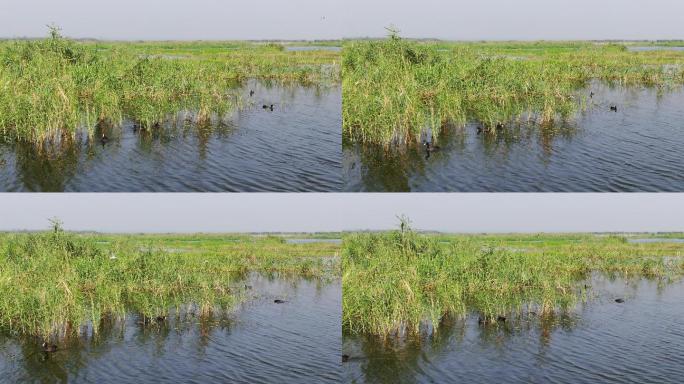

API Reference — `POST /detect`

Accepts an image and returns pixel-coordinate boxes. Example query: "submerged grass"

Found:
[343,35,684,144]
[0,28,340,143]
[0,229,340,340]
[342,227,684,336]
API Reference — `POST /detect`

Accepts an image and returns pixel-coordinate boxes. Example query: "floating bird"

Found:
[423,141,441,153]
[262,104,274,111]
[41,342,58,353]
[496,122,505,130]
[590,91,594,98]
[615,298,625,303]
[132,123,139,132]
[610,105,618,112]
[100,133,109,145]
[249,90,255,97]
[274,299,287,304]
[477,126,483,135]
[424,141,441,160]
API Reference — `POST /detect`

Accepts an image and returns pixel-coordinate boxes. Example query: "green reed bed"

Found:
[0,29,340,143]
[0,229,340,340]
[342,36,684,145]
[342,228,684,337]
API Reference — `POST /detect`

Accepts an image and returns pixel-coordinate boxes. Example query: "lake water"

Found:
[285,238,342,244]
[285,46,342,52]
[343,84,684,191]
[627,238,684,244]
[0,276,341,383]
[626,46,684,52]
[343,277,684,383]
[0,80,342,192]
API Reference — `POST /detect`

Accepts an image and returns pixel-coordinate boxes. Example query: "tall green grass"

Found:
[343,35,684,145]
[0,28,340,143]
[342,226,683,336]
[0,228,339,341]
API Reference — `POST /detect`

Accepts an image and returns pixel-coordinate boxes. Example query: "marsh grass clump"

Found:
[342,227,684,337]
[343,36,684,145]
[0,230,238,340]
[0,229,340,341]
[0,28,340,143]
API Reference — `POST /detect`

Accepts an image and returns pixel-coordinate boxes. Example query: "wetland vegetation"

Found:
[342,222,684,337]
[0,27,340,143]
[0,224,340,342]
[0,27,342,191]
[342,32,684,145]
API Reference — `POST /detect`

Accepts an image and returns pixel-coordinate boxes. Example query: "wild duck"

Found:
[424,142,440,152]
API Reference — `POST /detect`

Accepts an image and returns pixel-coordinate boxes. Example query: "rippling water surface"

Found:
[344,84,684,191]
[0,81,341,192]
[0,276,341,383]
[343,277,684,384]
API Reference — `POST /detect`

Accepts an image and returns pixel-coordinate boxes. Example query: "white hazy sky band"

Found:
[0,194,682,233]
[341,0,684,40]
[0,0,346,40]
[1,0,682,40]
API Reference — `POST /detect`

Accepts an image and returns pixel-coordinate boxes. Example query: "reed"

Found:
[0,227,340,340]
[342,35,684,145]
[342,223,684,336]
[0,27,340,143]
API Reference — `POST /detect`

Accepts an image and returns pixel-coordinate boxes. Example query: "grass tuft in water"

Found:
[342,221,684,336]
[0,226,340,341]
[0,27,340,143]
[342,33,684,145]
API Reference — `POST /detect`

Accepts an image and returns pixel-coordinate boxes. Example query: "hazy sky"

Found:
[1,0,682,40]
[0,194,682,233]
[0,0,346,40]
[341,0,684,40]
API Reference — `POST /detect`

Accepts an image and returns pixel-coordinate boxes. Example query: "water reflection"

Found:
[1,80,342,192]
[344,277,684,383]
[0,275,341,383]
[344,84,684,192]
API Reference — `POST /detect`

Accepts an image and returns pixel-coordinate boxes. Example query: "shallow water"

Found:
[285,238,342,244]
[343,277,684,384]
[344,84,684,191]
[285,46,341,52]
[627,238,684,244]
[627,46,684,52]
[0,80,342,192]
[0,276,341,383]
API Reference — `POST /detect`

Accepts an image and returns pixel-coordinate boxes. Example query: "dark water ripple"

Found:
[0,81,342,192]
[343,278,684,384]
[344,84,684,192]
[0,277,341,384]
